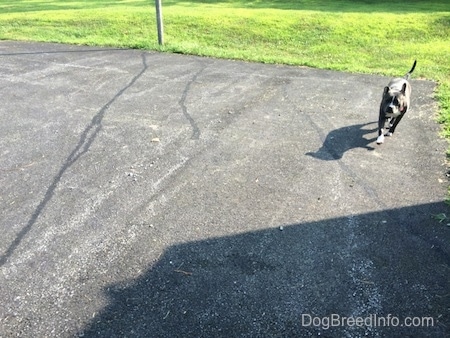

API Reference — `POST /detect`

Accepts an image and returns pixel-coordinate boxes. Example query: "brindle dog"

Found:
[377,60,417,144]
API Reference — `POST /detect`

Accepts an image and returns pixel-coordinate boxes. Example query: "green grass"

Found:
[1,0,449,149]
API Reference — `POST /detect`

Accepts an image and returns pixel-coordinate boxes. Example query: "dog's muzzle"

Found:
[386,98,401,117]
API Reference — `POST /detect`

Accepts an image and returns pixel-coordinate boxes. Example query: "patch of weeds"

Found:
[432,213,450,226]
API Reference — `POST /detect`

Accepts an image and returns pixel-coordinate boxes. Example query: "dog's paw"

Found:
[386,132,393,137]
[376,135,385,144]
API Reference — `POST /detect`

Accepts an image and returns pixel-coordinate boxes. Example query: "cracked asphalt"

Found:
[0,41,449,337]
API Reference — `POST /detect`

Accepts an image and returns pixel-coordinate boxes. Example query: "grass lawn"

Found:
[1,1,449,148]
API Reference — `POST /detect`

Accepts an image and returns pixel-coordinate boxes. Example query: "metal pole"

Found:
[155,0,164,45]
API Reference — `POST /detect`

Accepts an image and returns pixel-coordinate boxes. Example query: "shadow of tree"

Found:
[80,202,450,337]
[0,1,149,14]
[4,0,447,14]
[163,0,449,13]
[306,122,377,161]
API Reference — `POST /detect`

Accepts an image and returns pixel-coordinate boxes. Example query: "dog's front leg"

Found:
[376,111,386,144]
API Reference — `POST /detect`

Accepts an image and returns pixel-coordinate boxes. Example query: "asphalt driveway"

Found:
[0,41,449,337]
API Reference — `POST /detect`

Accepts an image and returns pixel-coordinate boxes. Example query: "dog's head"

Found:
[381,83,408,117]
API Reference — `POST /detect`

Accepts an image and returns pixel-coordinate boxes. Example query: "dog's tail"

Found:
[404,60,417,80]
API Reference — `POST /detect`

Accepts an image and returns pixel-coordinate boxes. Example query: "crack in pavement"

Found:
[0,53,149,267]
[179,63,206,140]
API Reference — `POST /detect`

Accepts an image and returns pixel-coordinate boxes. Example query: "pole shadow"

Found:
[306,122,377,160]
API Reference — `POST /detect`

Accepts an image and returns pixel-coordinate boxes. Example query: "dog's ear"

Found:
[383,86,389,95]
[401,83,407,94]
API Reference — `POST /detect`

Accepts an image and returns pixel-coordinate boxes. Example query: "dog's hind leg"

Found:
[387,113,405,136]
[386,117,396,136]
[389,117,395,128]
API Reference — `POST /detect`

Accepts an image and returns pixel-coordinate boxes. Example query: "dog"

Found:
[376,60,417,144]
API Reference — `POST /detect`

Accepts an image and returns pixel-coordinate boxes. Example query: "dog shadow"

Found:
[306,122,377,160]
